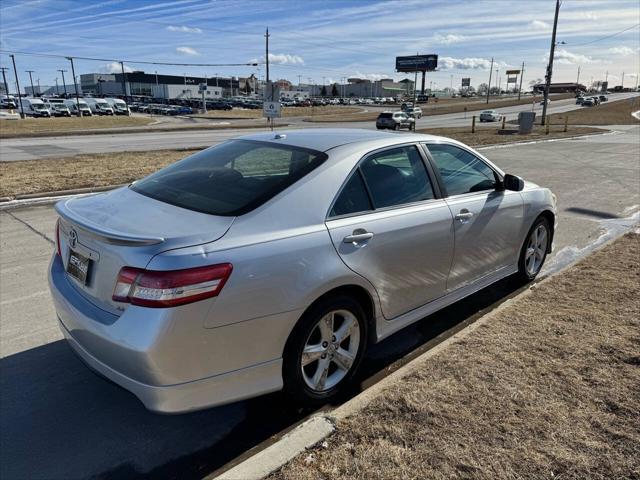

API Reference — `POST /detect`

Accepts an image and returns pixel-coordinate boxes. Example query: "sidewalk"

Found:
[271,232,640,480]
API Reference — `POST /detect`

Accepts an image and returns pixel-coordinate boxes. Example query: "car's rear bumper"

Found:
[48,254,288,413]
[59,319,282,413]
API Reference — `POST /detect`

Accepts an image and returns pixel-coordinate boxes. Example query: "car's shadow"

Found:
[0,276,522,480]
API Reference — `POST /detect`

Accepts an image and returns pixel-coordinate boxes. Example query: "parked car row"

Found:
[576,95,607,107]
[0,95,132,118]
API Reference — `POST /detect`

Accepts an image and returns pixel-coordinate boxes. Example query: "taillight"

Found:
[112,263,233,308]
[55,219,62,257]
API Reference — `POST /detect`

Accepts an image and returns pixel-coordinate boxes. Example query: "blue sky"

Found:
[1,0,638,91]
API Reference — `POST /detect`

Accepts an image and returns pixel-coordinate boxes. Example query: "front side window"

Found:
[131,140,327,216]
[426,143,497,196]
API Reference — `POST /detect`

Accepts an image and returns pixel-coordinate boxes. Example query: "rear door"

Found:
[326,144,454,320]
[423,143,524,291]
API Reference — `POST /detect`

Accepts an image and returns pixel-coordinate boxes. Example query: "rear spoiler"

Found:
[55,201,164,246]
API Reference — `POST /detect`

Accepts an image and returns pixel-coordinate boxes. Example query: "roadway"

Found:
[1,92,637,162]
[1,126,638,479]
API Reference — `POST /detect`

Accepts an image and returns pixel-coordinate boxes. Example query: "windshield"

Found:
[131,140,327,216]
[32,104,46,110]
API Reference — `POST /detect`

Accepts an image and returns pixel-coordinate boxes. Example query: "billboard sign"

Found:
[461,77,471,87]
[396,54,438,72]
[505,69,521,75]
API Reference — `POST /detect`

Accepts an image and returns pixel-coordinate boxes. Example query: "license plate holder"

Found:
[67,249,91,285]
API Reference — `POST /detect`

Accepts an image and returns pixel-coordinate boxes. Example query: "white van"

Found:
[63,99,92,116]
[105,98,130,115]
[84,97,114,115]
[19,98,51,117]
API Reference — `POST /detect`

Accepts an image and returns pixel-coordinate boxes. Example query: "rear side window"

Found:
[330,171,372,217]
[131,140,327,216]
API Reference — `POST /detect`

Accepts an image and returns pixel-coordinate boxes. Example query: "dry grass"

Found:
[547,97,640,125]
[0,149,191,197]
[272,232,640,480]
[417,125,604,146]
[0,116,154,136]
[195,105,361,119]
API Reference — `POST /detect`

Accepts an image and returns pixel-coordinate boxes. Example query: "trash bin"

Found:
[518,111,536,134]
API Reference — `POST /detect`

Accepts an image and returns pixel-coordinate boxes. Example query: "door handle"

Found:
[455,210,474,222]
[343,230,374,244]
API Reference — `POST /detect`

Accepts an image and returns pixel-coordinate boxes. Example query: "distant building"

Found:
[274,79,292,91]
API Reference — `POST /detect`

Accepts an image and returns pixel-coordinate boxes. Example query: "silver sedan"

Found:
[48,128,557,413]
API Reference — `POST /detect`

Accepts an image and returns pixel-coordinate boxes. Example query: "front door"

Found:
[424,143,524,291]
[326,145,454,319]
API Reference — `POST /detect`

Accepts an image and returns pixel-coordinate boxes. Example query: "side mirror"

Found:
[503,174,525,191]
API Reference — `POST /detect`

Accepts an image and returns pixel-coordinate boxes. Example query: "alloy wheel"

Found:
[525,223,548,276]
[301,309,361,392]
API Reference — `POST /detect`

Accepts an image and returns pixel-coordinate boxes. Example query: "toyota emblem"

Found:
[69,228,78,248]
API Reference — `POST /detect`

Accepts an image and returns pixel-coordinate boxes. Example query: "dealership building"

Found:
[80,71,258,99]
[305,77,416,98]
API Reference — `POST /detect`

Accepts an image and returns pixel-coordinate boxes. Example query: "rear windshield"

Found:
[378,113,393,119]
[131,140,327,216]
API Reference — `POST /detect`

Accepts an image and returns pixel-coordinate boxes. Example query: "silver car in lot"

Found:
[49,128,557,413]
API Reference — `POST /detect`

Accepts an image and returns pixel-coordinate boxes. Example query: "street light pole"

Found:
[0,67,10,100]
[67,57,82,117]
[518,61,525,100]
[25,70,35,96]
[542,0,560,125]
[58,69,68,96]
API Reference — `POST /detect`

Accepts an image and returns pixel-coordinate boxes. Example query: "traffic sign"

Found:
[263,101,281,118]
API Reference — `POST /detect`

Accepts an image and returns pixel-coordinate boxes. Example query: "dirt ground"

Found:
[272,232,640,480]
[417,125,603,146]
[0,115,153,136]
[0,125,605,198]
[547,97,640,125]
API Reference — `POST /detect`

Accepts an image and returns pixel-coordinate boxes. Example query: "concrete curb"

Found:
[212,225,639,480]
[215,416,335,480]
[0,190,109,210]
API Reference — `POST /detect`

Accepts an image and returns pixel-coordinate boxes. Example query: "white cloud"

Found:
[352,71,388,81]
[529,20,550,30]
[432,33,466,45]
[439,56,506,70]
[552,49,597,65]
[98,62,133,73]
[250,53,304,65]
[176,46,199,56]
[167,25,202,34]
[579,11,598,20]
[608,46,636,56]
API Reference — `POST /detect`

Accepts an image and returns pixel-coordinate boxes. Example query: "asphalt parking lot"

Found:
[1,126,638,479]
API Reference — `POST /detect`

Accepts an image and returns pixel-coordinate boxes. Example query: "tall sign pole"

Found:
[265,27,271,129]
[486,57,493,104]
[67,57,82,117]
[10,55,25,118]
[518,62,525,100]
[542,0,560,125]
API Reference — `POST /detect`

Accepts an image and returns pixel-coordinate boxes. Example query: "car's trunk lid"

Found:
[55,187,234,315]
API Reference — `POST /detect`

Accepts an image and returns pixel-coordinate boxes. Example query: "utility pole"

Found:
[10,55,25,118]
[518,61,525,100]
[576,65,581,85]
[0,67,10,100]
[67,57,81,117]
[541,0,560,126]
[119,61,129,111]
[25,70,35,96]
[58,69,68,96]
[486,57,494,104]
[55,78,59,95]
[621,72,625,88]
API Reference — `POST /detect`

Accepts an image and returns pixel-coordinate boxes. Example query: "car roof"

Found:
[236,128,446,152]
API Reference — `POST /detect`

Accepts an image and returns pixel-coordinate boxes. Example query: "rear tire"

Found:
[283,295,368,407]
[516,216,551,283]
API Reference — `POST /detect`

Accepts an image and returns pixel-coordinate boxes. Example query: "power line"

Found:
[0,49,261,67]
[564,23,639,47]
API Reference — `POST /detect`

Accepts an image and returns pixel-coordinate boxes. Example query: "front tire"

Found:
[516,217,551,282]
[283,295,368,406]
